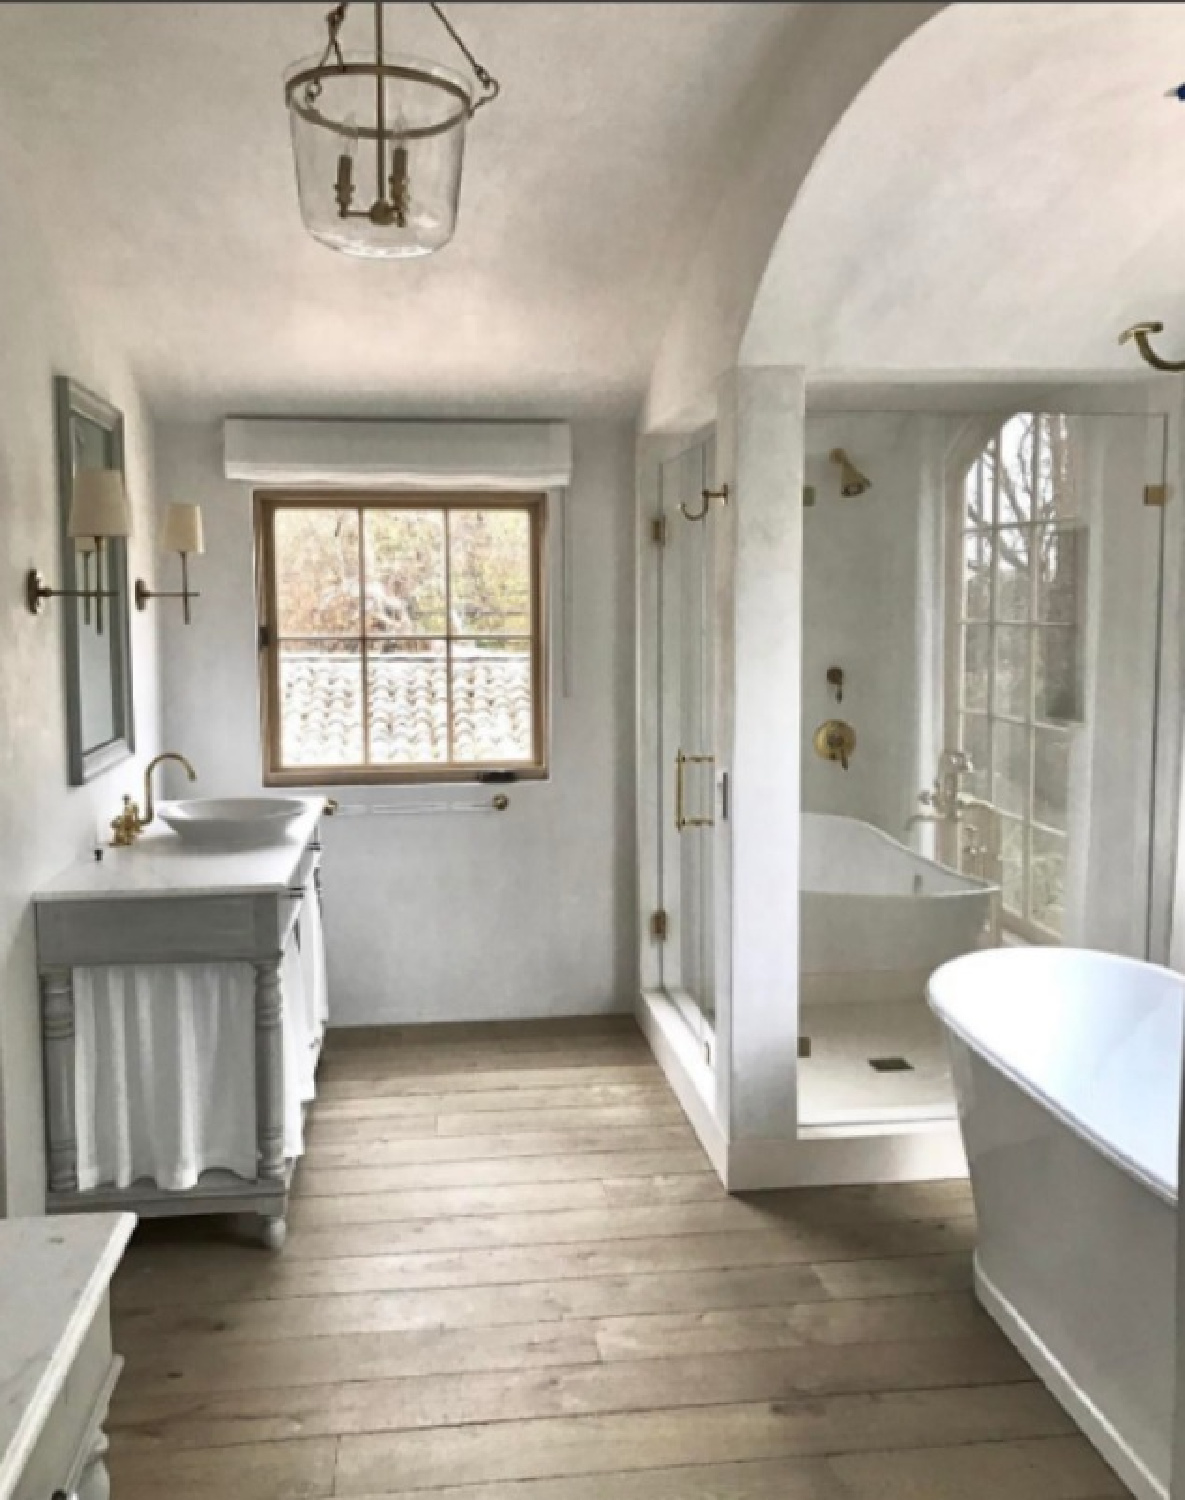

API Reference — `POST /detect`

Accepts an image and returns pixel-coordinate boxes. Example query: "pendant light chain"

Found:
[428,3,501,111]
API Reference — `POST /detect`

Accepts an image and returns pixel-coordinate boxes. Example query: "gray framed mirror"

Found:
[55,376,135,784]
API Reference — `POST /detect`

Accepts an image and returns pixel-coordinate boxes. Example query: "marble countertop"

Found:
[34,798,324,903]
[0,1213,135,1500]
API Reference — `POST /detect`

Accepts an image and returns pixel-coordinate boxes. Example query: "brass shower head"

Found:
[830,448,871,497]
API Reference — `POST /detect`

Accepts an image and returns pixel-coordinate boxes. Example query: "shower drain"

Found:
[869,1056,914,1073]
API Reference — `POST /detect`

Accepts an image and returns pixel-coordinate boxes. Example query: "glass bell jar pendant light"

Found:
[284,0,500,259]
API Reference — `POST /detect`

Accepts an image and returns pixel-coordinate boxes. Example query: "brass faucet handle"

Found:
[110,795,144,847]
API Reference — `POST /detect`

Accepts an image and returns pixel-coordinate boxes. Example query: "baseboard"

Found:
[975,1258,1164,1500]
[635,991,728,1183]
[726,1124,966,1190]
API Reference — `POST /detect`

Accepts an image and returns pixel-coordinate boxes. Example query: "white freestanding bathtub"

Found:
[929,946,1182,1500]
[801,813,995,1004]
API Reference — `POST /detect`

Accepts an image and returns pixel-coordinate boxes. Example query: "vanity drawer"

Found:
[14,1299,117,1500]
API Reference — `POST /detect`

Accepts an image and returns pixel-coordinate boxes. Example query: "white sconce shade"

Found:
[68,469,131,539]
[160,503,205,555]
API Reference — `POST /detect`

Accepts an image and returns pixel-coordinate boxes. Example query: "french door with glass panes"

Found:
[656,439,718,1052]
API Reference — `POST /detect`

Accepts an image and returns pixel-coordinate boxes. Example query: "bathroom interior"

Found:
[5,5,1185,1500]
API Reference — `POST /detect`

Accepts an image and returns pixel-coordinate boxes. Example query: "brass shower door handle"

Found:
[675,749,716,831]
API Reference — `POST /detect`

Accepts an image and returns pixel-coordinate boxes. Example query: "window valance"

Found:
[223,418,572,491]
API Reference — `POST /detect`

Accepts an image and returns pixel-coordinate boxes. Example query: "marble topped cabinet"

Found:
[0,1213,133,1500]
[33,799,327,1248]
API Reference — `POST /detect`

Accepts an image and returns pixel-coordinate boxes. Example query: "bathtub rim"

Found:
[928,945,1181,1207]
[801,812,999,901]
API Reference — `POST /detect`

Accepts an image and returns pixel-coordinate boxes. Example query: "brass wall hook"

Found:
[680,485,729,522]
[1119,321,1185,373]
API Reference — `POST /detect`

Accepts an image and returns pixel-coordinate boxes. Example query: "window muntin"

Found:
[257,493,547,784]
[954,414,1085,940]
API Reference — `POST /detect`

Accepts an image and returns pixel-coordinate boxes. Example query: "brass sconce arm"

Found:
[135,556,201,625]
[25,570,117,615]
[680,485,730,522]
[1119,321,1185,374]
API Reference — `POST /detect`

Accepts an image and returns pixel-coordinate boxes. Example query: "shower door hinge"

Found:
[649,908,669,942]
[1145,483,1170,508]
[651,516,668,546]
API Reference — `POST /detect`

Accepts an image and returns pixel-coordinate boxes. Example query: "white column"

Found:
[716,367,805,1150]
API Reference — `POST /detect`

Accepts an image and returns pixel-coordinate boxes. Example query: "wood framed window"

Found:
[255,491,548,785]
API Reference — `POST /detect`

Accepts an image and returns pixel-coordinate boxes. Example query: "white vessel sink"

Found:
[159,797,308,850]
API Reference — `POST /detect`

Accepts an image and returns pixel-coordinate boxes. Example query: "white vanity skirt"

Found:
[929,946,1180,1500]
[70,886,328,1192]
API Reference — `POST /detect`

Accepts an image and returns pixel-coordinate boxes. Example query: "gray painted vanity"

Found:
[33,798,327,1248]
[0,1212,133,1500]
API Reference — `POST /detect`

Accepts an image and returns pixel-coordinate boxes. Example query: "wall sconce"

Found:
[26,468,131,634]
[135,504,204,624]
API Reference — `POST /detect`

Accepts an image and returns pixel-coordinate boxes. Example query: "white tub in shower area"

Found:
[930,946,1181,1500]
[801,813,995,1005]
[798,814,995,1127]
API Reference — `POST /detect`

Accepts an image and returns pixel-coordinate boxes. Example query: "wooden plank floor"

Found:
[106,1017,1129,1500]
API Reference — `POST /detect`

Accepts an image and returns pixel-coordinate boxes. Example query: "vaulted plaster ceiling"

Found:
[743,3,1185,377]
[0,2,799,420]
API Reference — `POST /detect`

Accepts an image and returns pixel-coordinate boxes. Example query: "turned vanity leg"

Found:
[253,956,286,1180]
[40,967,78,1194]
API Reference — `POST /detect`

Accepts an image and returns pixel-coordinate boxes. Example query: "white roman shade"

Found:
[223,418,572,491]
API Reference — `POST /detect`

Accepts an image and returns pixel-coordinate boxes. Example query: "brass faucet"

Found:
[109,751,198,846]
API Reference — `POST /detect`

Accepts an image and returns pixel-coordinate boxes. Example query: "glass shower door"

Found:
[657,440,717,1053]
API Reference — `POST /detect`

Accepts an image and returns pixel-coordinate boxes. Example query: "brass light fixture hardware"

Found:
[675,749,716,830]
[829,449,871,498]
[135,504,205,624]
[680,485,729,522]
[1145,484,1170,508]
[284,0,500,259]
[813,719,856,771]
[826,665,844,703]
[110,751,198,846]
[1119,321,1185,373]
[27,468,131,635]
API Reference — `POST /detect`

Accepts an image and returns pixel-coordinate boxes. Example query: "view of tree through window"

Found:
[258,496,545,780]
[957,413,1085,939]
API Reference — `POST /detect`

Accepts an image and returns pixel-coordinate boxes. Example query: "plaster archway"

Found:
[741,3,1185,377]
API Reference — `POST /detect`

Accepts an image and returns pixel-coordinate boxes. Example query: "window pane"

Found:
[998,814,1024,918]
[1031,826,1067,935]
[1035,414,1080,522]
[1034,727,1071,832]
[998,415,1034,525]
[450,639,534,763]
[1035,626,1081,724]
[962,534,991,620]
[274,509,360,636]
[994,625,1030,718]
[367,640,448,764]
[279,640,362,766]
[363,509,446,635]
[449,510,533,636]
[991,720,1029,818]
[962,626,989,713]
[994,528,1030,621]
[963,456,990,530]
[959,714,989,800]
[1038,525,1084,625]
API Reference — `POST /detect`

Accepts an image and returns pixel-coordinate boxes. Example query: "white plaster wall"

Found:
[801,414,930,838]
[154,420,637,1026]
[0,165,163,1216]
